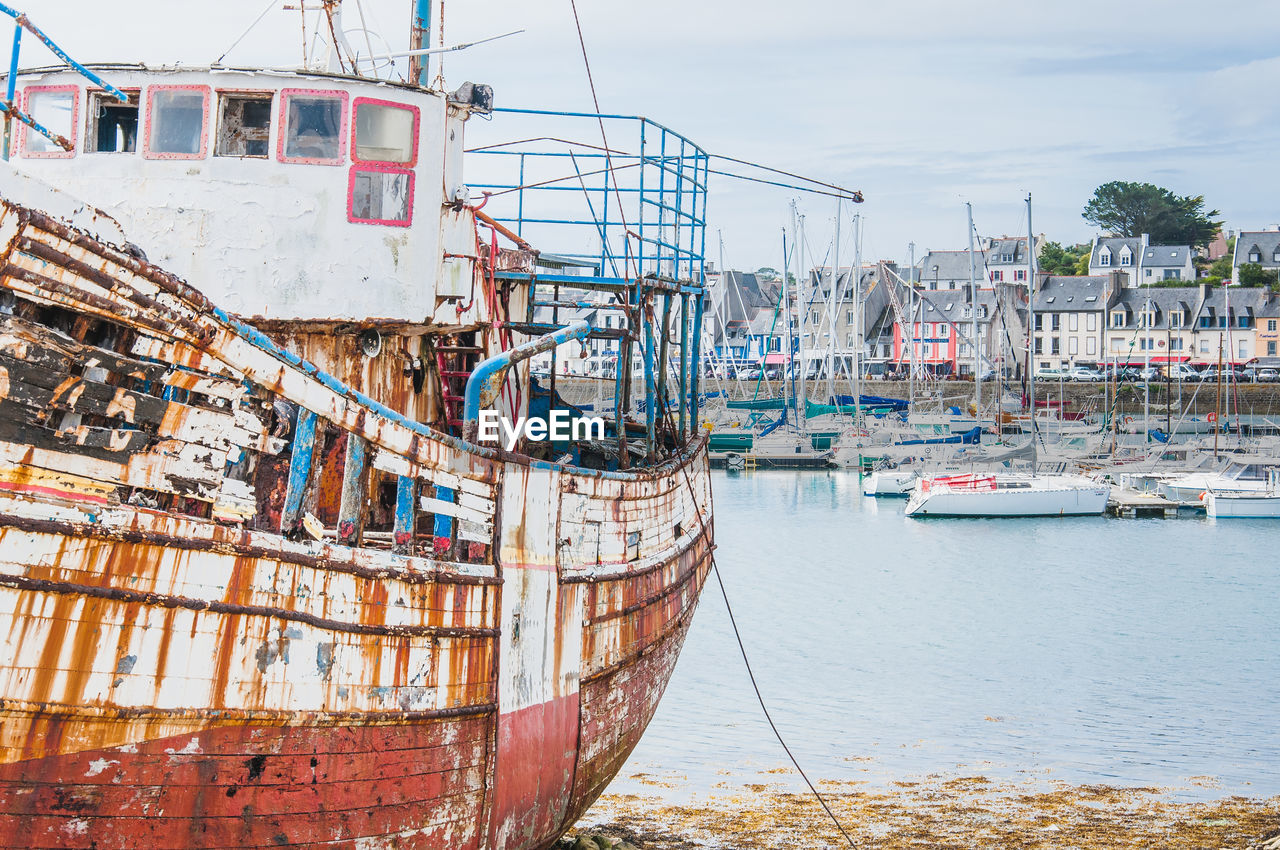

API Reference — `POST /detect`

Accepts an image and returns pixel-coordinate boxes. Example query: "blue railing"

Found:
[467,108,708,288]
[0,3,127,159]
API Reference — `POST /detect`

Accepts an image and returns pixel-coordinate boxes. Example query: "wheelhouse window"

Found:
[352,98,419,165]
[88,89,139,153]
[278,89,347,164]
[21,86,78,158]
[348,166,414,227]
[144,86,210,159]
[216,93,273,158]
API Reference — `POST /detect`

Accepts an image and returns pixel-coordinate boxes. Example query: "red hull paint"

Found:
[0,716,493,849]
[488,695,579,850]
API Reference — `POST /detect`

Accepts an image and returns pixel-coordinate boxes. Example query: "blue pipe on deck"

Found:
[462,320,591,425]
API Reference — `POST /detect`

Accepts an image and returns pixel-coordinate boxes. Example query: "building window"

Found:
[1170,338,1183,351]
[1249,250,1261,262]
[940,324,949,338]
[1086,314,1097,332]
[1086,337,1096,355]
[278,88,348,165]
[1069,337,1079,355]
[20,86,79,158]
[1140,338,1152,351]
[1270,320,1278,332]
[1200,340,1209,353]
[1120,251,1131,266]
[1274,250,1280,263]
[1099,251,1111,267]
[1068,313,1078,332]
[144,86,210,159]
[1034,314,1043,331]
[991,270,1003,282]
[87,89,139,153]
[1034,338,1042,354]
[1015,269,1026,281]
[1171,312,1182,328]
[1145,268,1152,277]
[1051,338,1060,354]
[1051,315,1061,331]
[1110,312,1125,328]
[216,93,273,158]
[1269,341,1277,356]
[1164,269,1180,280]
[352,97,420,165]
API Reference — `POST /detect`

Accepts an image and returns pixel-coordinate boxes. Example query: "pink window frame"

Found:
[350,96,420,168]
[143,85,211,160]
[19,85,80,159]
[347,164,415,228]
[277,88,349,166]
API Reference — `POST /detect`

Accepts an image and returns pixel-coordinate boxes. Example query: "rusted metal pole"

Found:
[280,408,318,534]
[409,0,432,85]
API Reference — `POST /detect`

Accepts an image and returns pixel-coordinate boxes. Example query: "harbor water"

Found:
[611,469,1280,802]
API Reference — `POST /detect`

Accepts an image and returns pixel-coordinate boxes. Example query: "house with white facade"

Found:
[1103,284,1200,366]
[1138,244,1196,282]
[1088,236,1145,277]
[1232,229,1280,281]
[916,249,987,291]
[984,235,1043,287]
[1031,272,1124,369]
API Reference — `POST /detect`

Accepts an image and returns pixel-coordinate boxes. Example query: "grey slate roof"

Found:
[917,249,989,284]
[987,238,1029,266]
[1033,275,1113,312]
[1113,285,1200,330]
[1196,285,1270,321]
[1141,245,1193,268]
[1235,231,1280,268]
[1091,237,1142,268]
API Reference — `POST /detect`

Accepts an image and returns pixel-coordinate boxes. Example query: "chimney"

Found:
[1141,233,1150,249]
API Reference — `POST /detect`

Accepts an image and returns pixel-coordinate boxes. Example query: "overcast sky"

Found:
[28,0,1280,272]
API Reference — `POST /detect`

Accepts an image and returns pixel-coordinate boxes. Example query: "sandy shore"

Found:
[570,770,1280,849]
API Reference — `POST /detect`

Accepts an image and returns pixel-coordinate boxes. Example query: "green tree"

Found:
[1038,241,1092,275]
[1208,255,1233,279]
[1073,251,1090,275]
[1237,263,1279,288]
[1082,181,1222,248]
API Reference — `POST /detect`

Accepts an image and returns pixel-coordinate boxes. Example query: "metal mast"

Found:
[908,241,917,411]
[1026,194,1037,472]
[827,200,842,405]
[967,202,980,416]
[796,207,808,434]
[852,213,863,430]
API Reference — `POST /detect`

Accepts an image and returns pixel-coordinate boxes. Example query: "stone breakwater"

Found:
[568,771,1280,849]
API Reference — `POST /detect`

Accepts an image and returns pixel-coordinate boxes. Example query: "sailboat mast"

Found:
[828,200,842,406]
[852,214,863,430]
[781,225,795,429]
[967,202,979,415]
[1026,194,1037,471]
[796,209,808,434]
[908,241,916,411]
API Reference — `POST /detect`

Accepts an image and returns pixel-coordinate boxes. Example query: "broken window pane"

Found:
[88,90,139,153]
[354,101,415,163]
[148,89,207,156]
[283,95,342,162]
[24,89,76,155]
[217,94,272,158]
[350,169,412,225]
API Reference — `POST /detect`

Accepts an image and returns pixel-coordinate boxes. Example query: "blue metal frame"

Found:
[0,3,127,158]
[469,109,710,453]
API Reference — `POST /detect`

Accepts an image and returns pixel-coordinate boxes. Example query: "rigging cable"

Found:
[670,455,859,849]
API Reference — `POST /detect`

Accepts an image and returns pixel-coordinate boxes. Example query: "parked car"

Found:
[1034,367,1067,381]
[1067,366,1105,382]
[1138,366,1161,382]
[1166,364,1199,382]
[1257,367,1279,382]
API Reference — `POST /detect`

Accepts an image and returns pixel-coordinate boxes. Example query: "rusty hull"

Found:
[0,185,714,849]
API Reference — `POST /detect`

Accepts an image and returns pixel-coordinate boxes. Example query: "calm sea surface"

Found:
[610,470,1280,801]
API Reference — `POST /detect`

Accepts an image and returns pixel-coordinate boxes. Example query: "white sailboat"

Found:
[905,195,1109,518]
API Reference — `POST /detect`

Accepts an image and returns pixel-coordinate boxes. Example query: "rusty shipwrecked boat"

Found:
[0,6,713,848]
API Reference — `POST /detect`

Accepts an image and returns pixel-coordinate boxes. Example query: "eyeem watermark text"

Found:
[477,410,606,451]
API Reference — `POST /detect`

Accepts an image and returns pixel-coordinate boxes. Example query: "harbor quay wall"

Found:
[688,379,1280,419]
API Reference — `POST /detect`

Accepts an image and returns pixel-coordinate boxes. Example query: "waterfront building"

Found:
[1191,284,1269,365]
[984,235,1043,286]
[1102,282,1200,367]
[1138,244,1196,282]
[1089,235,1145,277]
[1232,229,1280,281]
[1031,272,1124,369]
